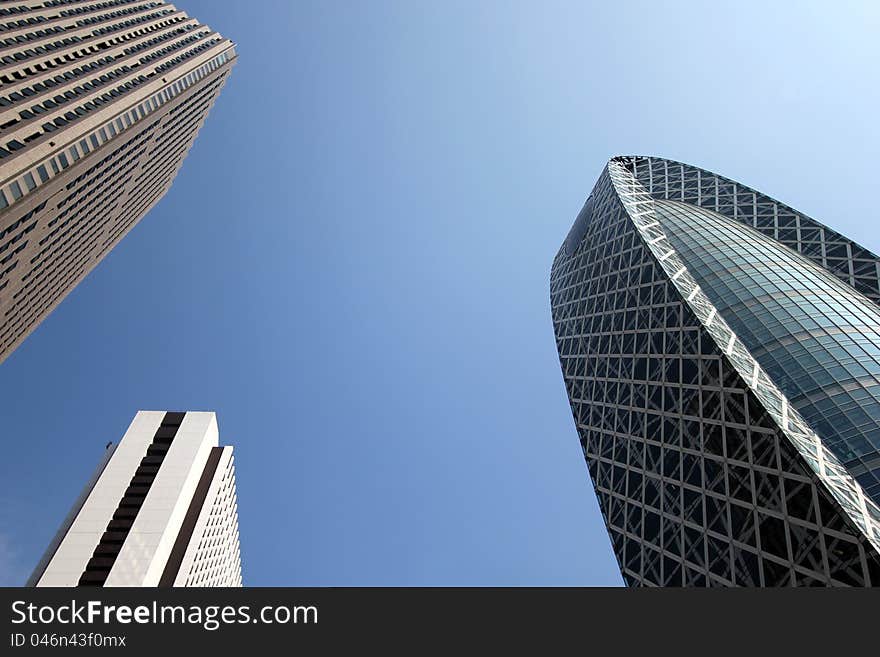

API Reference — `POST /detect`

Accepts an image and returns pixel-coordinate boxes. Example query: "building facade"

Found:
[550,155,880,586]
[0,1,235,364]
[28,410,242,587]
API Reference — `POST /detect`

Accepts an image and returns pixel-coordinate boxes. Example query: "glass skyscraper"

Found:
[550,155,880,586]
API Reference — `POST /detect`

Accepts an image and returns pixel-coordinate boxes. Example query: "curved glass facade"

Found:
[656,200,880,501]
[551,156,880,586]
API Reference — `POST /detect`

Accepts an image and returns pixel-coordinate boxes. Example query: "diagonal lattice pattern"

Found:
[550,157,880,586]
[626,156,880,502]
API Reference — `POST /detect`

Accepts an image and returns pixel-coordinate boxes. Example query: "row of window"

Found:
[56,0,145,17]
[63,117,157,193]
[0,219,33,261]
[0,6,172,84]
[0,16,192,110]
[143,89,223,177]
[0,54,115,107]
[122,21,192,56]
[0,201,46,242]
[0,40,92,84]
[187,462,240,586]
[90,5,169,37]
[1,32,221,153]
[0,22,62,45]
[0,47,233,215]
[0,5,170,66]
[34,40,211,136]
[77,2,160,28]
[8,15,189,99]
[0,6,29,18]
[16,196,118,306]
[8,118,159,301]
[50,142,144,229]
[0,246,22,280]
[139,30,205,65]
[131,81,227,190]
[0,33,84,65]
[0,15,50,33]
[155,35,219,74]
[102,11,185,48]
[1,200,125,347]
[1,251,81,346]
[8,71,149,149]
[33,168,129,264]
[4,62,136,127]
[47,152,146,250]
[150,92,215,150]
[1,41,111,87]
[98,169,163,251]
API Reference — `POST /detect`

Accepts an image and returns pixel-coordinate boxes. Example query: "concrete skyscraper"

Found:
[551,155,880,586]
[28,411,242,587]
[0,0,235,364]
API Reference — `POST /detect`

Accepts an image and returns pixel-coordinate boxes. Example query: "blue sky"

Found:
[2,0,880,586]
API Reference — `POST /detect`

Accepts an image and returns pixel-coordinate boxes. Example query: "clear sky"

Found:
[2,0,880,586]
